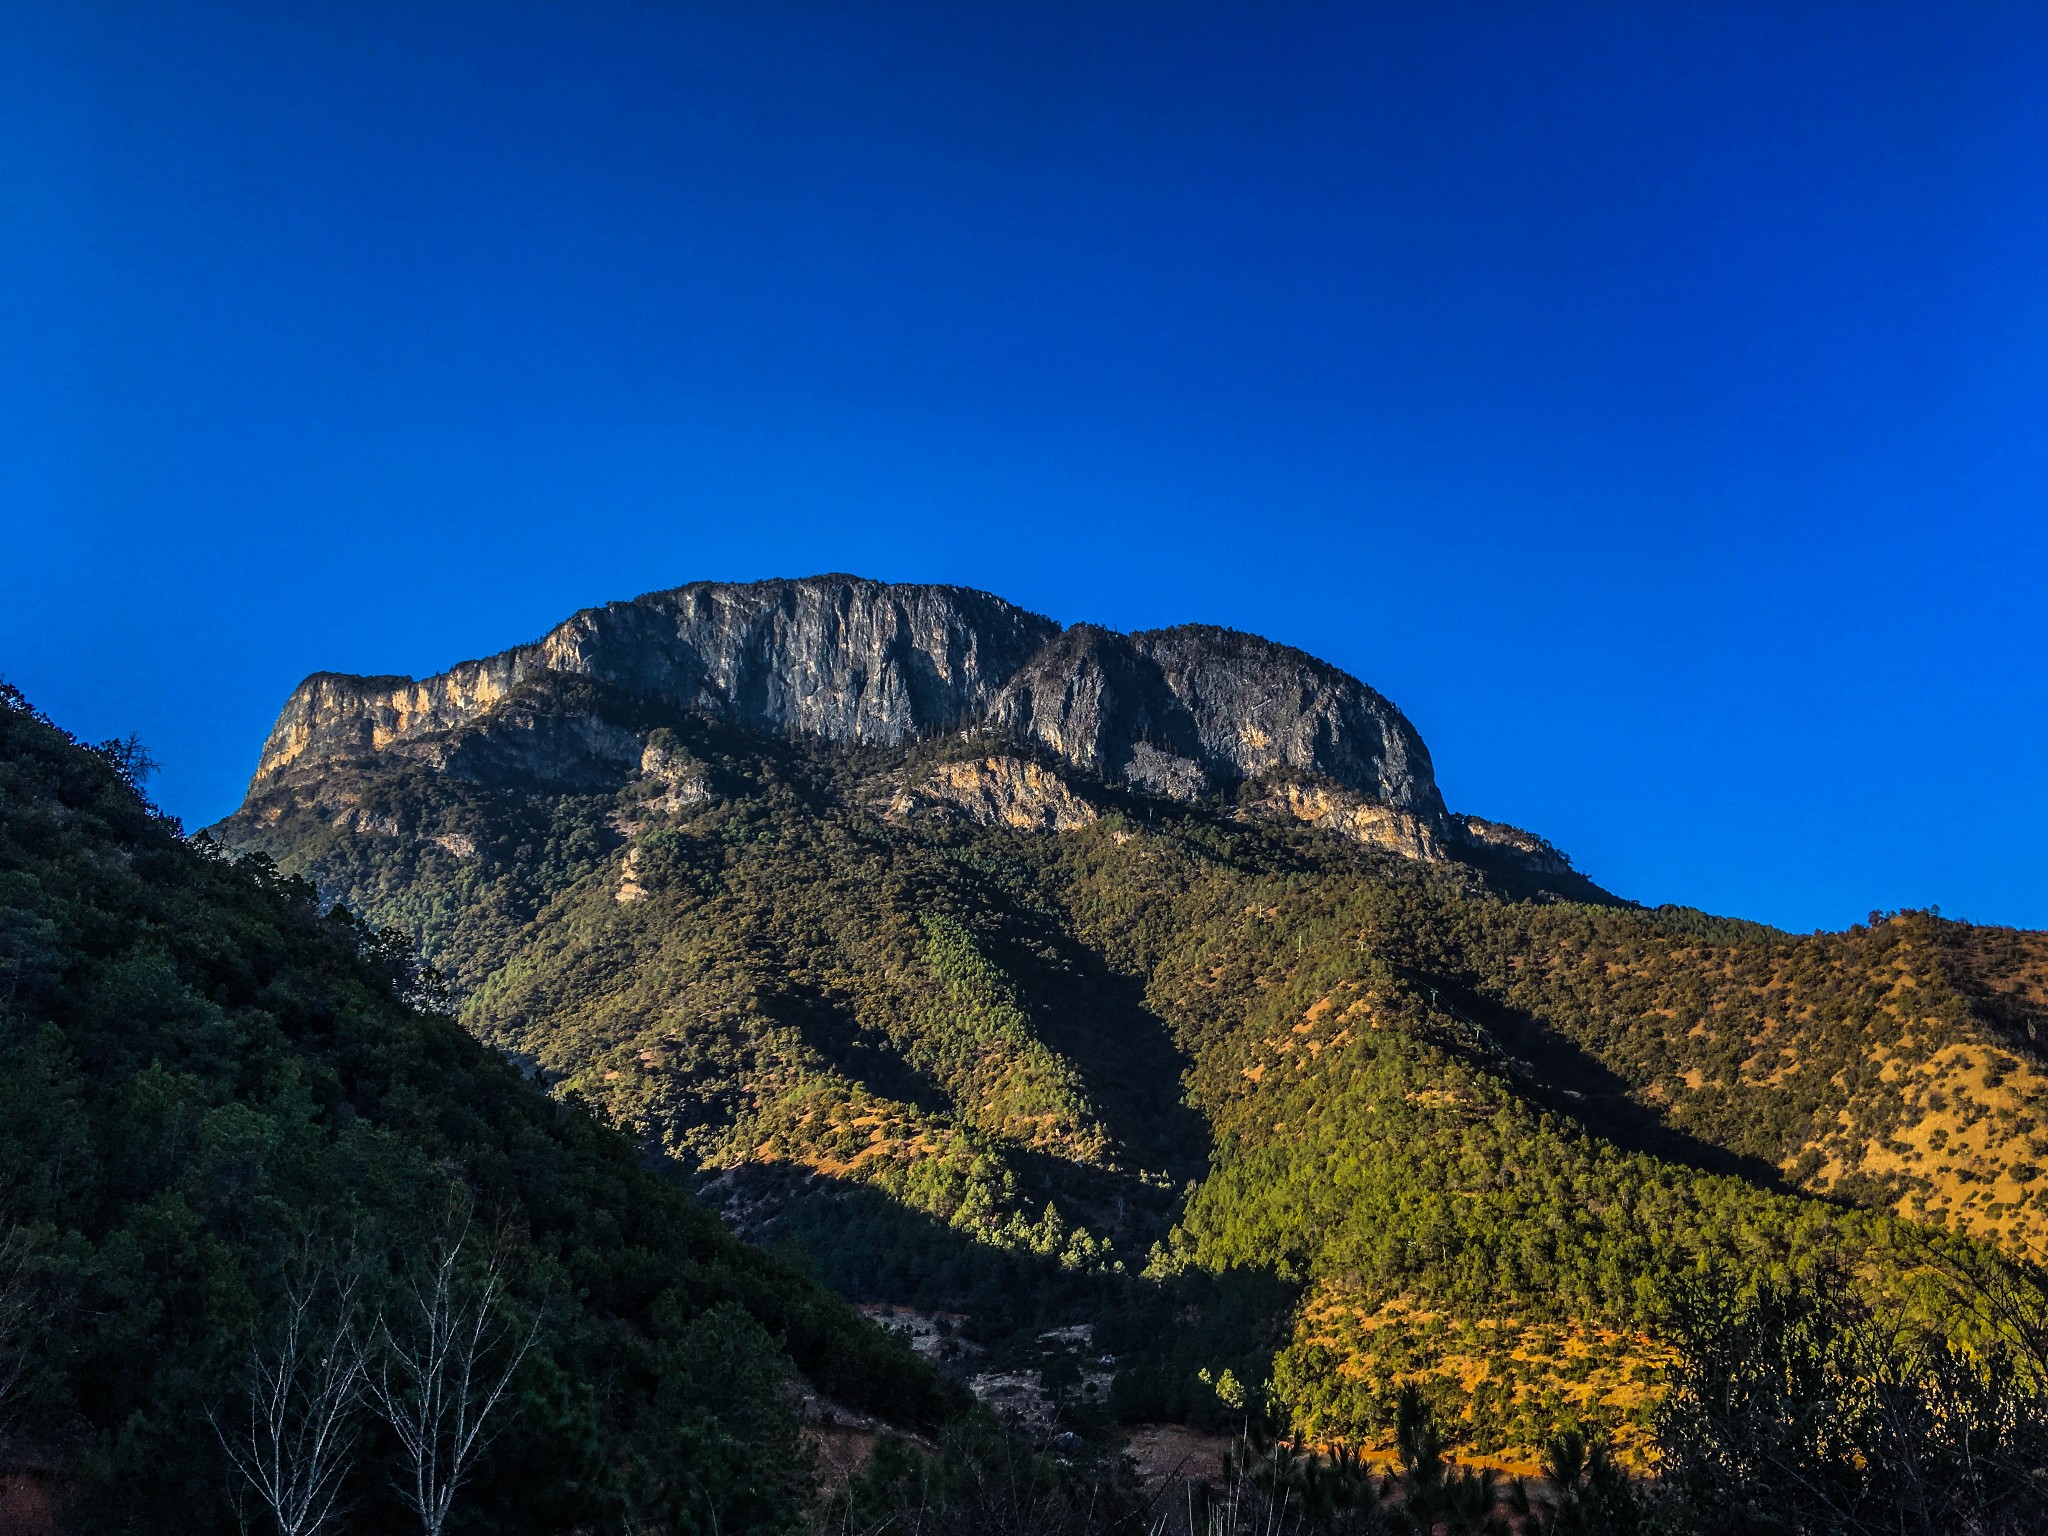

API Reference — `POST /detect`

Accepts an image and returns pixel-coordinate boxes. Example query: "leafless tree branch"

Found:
[367,1219,537,1536]
[211,1260,366,1536]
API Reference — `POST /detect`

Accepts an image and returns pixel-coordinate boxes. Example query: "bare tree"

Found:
[0,1215,36,1440]
[368,1223,537,1536]
[212,1264,366,1536]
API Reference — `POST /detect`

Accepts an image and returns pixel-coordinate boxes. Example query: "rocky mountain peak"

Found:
[249,575,1058,789]
[985,621,1442,815]
[243,574,1444,819]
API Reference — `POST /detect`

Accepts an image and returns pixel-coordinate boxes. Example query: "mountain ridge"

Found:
[245,574,1449,836]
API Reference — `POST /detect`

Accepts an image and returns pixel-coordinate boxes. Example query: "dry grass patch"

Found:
[1272,1285,1674,1471]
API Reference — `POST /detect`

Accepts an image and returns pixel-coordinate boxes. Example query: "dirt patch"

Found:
[1123,1424,1236,1491]
[808,1426,882,1492]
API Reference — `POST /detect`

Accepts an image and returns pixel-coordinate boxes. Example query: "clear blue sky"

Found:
[4,3,2044,933]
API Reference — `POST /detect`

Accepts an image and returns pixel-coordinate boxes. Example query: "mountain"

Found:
[214,574,2048,1467]
[243,576,1502,868]
[0,681,951,1535]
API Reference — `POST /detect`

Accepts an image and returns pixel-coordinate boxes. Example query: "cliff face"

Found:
[984,623,1441,814]
[250,577,1059,790]
[244,573,1444,818]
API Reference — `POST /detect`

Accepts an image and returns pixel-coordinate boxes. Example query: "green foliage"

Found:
[1185,1426,1392,1536]
[1652,1265,2048,1535]
[915,912,1104,1160]
[217,698,2048,1468]
[1536,1430,1644,1536]
[0,685,952,1534]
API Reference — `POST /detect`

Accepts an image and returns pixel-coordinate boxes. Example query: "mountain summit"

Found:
[240,574,1581,876]
[250,574,1438,807]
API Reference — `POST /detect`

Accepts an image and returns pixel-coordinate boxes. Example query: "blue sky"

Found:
[3,2,2044,932]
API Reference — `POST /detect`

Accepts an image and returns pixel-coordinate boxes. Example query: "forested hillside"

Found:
[0,685,950,1535]
[218,669,2048,1468]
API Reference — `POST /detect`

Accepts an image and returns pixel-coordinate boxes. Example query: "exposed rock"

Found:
[1125,742,1208,801]
[889,755,1098,832]
[1236,779,1449,861]
[438,706,645,791]
[640,733,713,814]
[616,845,647,904]
[1453,816,1576,879]
[238,574,1489,862]
[245,577,1440,812]
[250,576,1057,791]
[324,694,646,793]
[985,623,1441,810]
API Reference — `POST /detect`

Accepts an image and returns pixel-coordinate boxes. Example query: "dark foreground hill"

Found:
[0,683,952,1535]
[213,576,2048,1491]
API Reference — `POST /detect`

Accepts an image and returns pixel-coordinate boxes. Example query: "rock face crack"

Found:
[243,573,1443,816]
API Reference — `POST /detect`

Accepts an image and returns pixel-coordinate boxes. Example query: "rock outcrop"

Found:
[638,733,713,814]
[224,575,1613,888]
[888,755,1099,832]
[245,575,1445,817]
[1236,778,1448,862]
[1452,816,1577,879]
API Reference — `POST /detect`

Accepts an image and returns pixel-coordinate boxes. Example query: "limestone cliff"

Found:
[245,575,1446,819]
[250,576,1058,791]
[984,623,1441,812]
[1235,778,1448,861]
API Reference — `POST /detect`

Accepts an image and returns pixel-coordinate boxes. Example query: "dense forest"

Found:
[0,685,956,1533]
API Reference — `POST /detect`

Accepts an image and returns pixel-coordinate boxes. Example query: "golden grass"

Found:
[1281,1284,1675,1471]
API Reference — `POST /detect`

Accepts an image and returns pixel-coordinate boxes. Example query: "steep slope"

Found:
[1079,854,1980,1458]
[212,576,2048,1464]
[251,578,1061,790]
[1360,893,2048,1253]
[983,620,1440,812]
[0,685,948,1535]
[245,575,1454,826]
